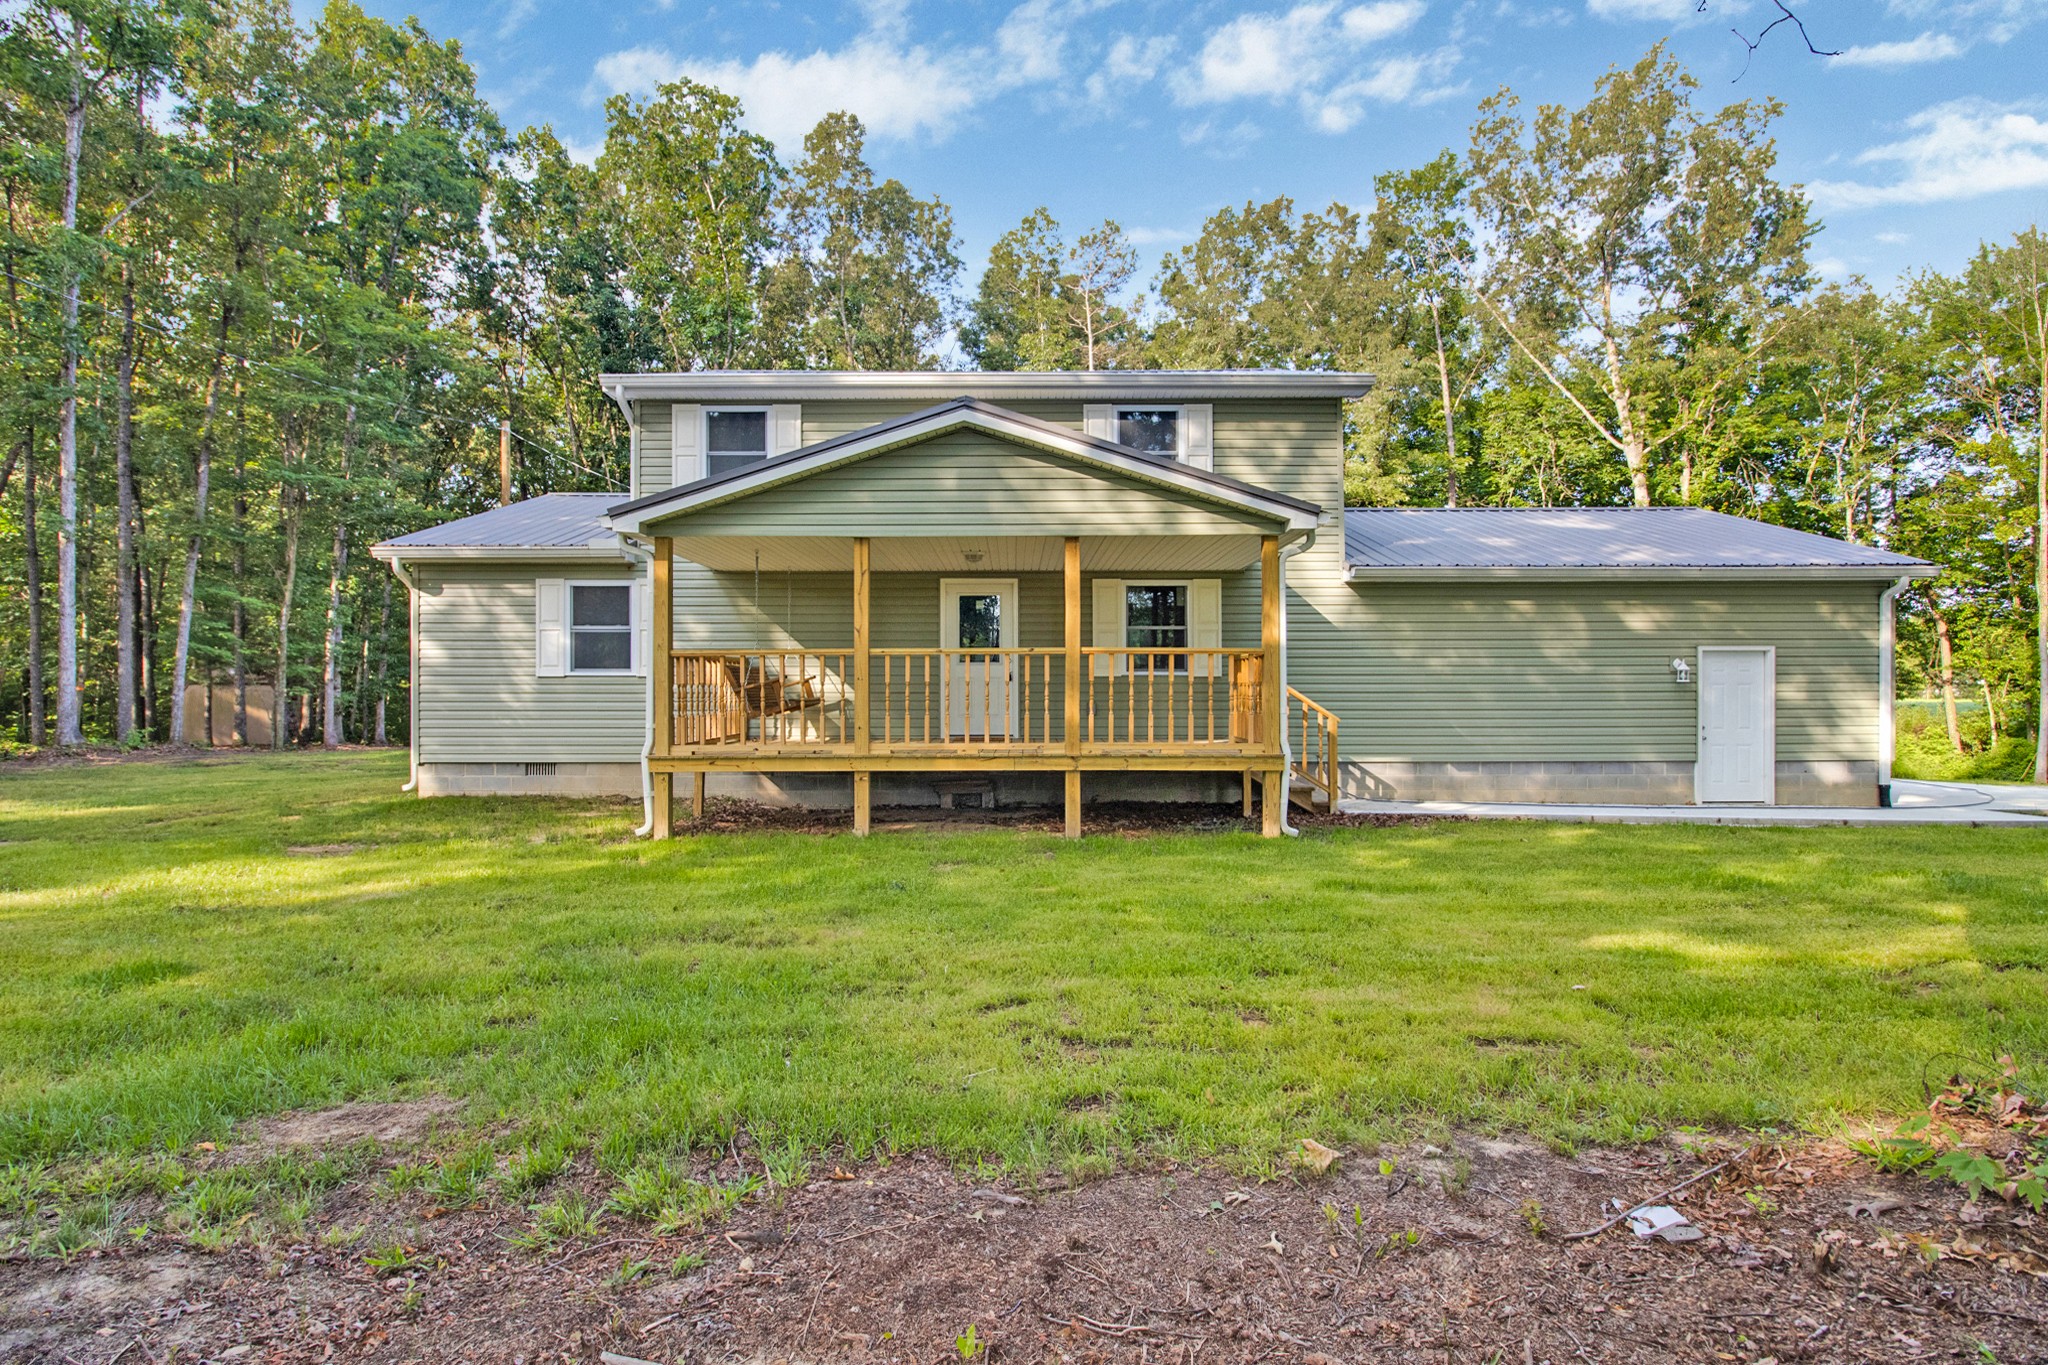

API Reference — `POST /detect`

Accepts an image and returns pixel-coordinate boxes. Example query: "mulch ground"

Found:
[4,1127,2044,1364]
[683,800,1450,836]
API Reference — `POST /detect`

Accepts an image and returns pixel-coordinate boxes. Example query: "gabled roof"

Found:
[599,369,1375,406]
[1343,507,1936,580]
[370,493,628,561]
[606,397,1322,535]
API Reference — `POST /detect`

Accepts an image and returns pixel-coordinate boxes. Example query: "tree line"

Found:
[1,3,2040,784]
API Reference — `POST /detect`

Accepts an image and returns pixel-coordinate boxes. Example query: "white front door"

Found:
[940,579,1019,739]
[1696,647,1775,803]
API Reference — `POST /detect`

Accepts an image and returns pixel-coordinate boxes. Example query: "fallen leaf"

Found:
[1223,1190,1251,1207]
[828,1167,856,1181]
[1262,1233,1284,1254]
[1298,1139,1340,1173]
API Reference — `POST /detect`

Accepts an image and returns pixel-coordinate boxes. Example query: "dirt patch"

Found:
[680,798,1454,837]
[284,844,362,857]
[3,1134,2043,1363]
[232,1098,462,1157]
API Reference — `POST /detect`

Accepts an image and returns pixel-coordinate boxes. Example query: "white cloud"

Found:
[589,0,1099,149]
[1084,34,1178,107]
[1316,49,1463,131]
[1885,0,2041,43]
[1874,230,1912,245]
[1584,0,1707,20]
[1808,98,2048,210]
[1170,0,1438,132]
[1831,31,1964,67]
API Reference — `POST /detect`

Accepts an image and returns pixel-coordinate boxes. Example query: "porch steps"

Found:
[1287,775,1331,815]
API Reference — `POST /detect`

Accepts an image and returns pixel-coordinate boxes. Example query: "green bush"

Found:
[1894,710,2038,784]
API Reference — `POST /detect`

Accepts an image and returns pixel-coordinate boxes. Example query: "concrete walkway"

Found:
[1337,778,2048,827]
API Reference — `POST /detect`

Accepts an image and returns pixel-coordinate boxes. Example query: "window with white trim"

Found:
[1125,582,1189,670]
[1115,406,1182,459]
[704,407,770,477]
[568,584,634,673]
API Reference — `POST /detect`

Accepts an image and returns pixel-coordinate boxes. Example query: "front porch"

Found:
[647,534,1338,837]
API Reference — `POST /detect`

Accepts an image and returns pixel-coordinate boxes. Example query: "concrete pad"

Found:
[1338,778,2048,827]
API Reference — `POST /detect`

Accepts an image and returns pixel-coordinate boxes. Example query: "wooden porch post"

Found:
[652,536,674,839]
[1260,534,1284,837]
[1063,536,1082,838]
[852,537,872,836]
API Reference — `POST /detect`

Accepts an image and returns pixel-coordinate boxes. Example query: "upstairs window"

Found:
[569,584,634,673]
[705,408,769,477]
[1116,407,1182,459]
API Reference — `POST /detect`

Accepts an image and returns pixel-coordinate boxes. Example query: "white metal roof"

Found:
[1343,507,1936,580]
[599,369,1376,405]
[370,493,626,561]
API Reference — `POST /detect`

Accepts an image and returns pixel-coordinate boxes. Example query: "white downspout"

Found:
[389,555,422,793]
[1878,574,1911,803]
[619,536,658,837]
[1276,529,1317,837]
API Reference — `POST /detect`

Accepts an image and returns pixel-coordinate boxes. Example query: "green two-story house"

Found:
[370,370,1934,835]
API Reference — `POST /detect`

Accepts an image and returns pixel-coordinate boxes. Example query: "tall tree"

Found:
[599,78,778,370]
[758,113,959,370]
[1464,45,1813,507]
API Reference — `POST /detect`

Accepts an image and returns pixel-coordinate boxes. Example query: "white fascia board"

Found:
[1342,562,1942,583]
[609,408,1318,534]
[597,370,1376,402]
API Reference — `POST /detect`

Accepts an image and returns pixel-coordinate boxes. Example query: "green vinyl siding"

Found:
[635,402,672,500]
[1210,400,1343,511]
[1269,561,1885,763]
[416,562,644,764]
[644,432,1283,540]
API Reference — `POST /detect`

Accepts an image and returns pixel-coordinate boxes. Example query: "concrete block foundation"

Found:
[1344,759,1879,808]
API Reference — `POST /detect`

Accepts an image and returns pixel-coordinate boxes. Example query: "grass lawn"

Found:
[2,750,2044,1178]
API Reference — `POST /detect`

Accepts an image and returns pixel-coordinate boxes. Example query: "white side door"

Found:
[939,579,1019,740]
[1696,647,1775,803]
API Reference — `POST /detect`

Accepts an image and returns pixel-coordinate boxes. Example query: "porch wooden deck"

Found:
[646,535,1334,837]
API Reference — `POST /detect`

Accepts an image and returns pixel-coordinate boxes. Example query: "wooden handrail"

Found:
[1287,686,1340,808]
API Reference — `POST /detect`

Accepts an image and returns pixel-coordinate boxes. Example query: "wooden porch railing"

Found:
[1287,686,1340,807]
[669,648,1271,753]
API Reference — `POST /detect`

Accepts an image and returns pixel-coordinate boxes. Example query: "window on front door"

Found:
[956,592,1002,650]
[1125,583,1189,670]
[705,408,770,477]
[1115,407,1181,459]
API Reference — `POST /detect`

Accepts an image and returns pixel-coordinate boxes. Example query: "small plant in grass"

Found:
[1443,1152,1472,1197]
[0,1163,51,1216]
[510,1193,602,1251]
[42,1197,123,1256]
[955,1324,984,1359]
[364,1241,432,1272]
[1847,1116,1940,1174]
[503,1143,569,1196]
[398,1288,425,1316]
[1518,1198,1546,1239]
[608,1161,691,1220]
[764,1138,810,1191]
[669,1249,707,1275]
[427,1148,495,1209]
[170,1174,256,1233]
[319,1222,368,1248]
[646,1174,761,1234]
[384,1162,434,1195]
[607,1255,652,1287]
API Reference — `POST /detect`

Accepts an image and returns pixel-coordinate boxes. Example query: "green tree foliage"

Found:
[961,207,1139,371]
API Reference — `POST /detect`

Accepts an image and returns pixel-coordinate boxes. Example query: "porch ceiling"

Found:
[668,534,1269,574]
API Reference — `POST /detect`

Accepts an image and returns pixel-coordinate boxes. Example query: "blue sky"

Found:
[374,0,2046,294]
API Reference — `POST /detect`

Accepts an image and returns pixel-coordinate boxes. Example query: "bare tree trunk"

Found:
[1928,598,1963,753]
[1429,297,1459,508]
[115,266,140,742]
[54,36,87,747]
[1982,677,1999,748]
[167,334,228,748]
[232,433,248,746]
[23,431,44,746]
[371,575,391,745]
[321,517,348,749]
[2035,322,2047,784]
[274,485,300,750]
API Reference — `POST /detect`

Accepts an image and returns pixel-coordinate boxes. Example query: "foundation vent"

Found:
[523,762,558,777]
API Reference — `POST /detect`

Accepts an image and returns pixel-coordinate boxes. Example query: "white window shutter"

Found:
[1189,579,1222,676]
[1091,577,1125,676]
[770,404,802,456]
[1083,404,1113,442]
[1183,404,1213,470]
[629,577,647,676]
[535,578,567,677]
[672,403,701,484]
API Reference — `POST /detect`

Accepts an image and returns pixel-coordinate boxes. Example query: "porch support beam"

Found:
[653,536,675,839]
[1063,536,1082,838]
[1260,533,1284,837]
[853,537,872,835]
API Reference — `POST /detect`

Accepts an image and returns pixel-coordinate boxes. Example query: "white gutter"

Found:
[386,555,423,793]
[617,535,659,837]
[1878,574,1912,799]
[599,370,1377,403]
[1344,563,1940,583]
[1276,530,1316,837]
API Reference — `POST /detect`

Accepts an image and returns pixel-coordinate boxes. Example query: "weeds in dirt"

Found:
[503,1142,570,1195]
[955,1323,985,1359]
[385,1161,434,1194]
[1518,1198,1546,1238]
[509,1193,602,1251]
[669,1249,707,1275]
[427,1148,495,1208]
[607,1255,652,1287]
[364,1240,433,1272]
